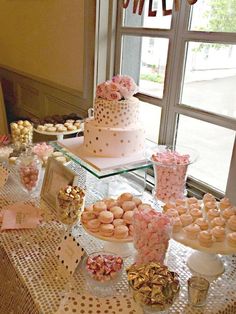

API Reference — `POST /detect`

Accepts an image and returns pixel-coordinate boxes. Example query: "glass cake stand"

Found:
[172,231,236,277]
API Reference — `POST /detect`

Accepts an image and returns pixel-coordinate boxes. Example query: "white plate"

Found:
[34,128,81,136]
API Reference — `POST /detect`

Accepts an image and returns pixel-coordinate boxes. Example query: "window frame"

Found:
[95,0,236,201]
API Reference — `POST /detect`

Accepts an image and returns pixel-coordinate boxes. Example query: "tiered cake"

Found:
[83,76,145,157]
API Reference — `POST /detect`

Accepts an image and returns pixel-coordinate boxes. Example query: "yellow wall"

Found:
[0,0,84,91]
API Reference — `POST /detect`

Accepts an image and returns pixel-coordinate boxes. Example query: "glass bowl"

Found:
[81,251,123,297]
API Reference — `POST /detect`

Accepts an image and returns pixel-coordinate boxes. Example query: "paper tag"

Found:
[56,232,85,275]
[1,202,41,231]
[56,292,143,314]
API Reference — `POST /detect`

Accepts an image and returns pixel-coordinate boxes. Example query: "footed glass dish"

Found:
[81,251,123,297]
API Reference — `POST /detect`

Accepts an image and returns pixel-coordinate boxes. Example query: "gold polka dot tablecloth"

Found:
[0,167,236,314]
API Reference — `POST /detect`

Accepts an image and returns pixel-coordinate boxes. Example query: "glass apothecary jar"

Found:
[16,150,42,196]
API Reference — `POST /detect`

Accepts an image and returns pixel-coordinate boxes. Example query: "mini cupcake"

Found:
[177,205,188,215]
[166,208,179,218]
[210,216,226,228]
[187,197,199,205]
[176,199,186,206]
[184,223,201,240]
[195,218,209,231]
[222,207,236,220]
[190,208,203,221]
[180,213,193,227]
[204,201,217,212]
[163,201,176,211]
[203,193,216,204]
[227,215,236,231]
[226,232,236,248]
[211,226,225,242]
[198,230,214,248]
[219,197,231,210]
[207,208,220,221]
[171,217,182,233]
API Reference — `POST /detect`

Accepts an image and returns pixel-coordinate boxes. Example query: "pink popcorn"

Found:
[152,150,190,202]
[32,142,54,161]
[133,207,171,265]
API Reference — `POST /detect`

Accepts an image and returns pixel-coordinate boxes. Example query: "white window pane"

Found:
[176,115,235,192]
[181,42,236,119]
[190,0,236,33]
[121,36,169,99]
[139,101,161,142]
[123,0,172,29]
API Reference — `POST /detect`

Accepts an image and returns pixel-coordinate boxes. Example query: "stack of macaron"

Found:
[81,192,146,240]
[164,194,236,249]
[36,119,82,133]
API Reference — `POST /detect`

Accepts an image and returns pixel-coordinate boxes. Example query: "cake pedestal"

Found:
[172,232,236,277]
[187,251,224,276]
[81,223,135,258]
[34,128,81,141]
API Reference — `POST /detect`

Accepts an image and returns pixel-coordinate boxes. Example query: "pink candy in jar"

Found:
[17,153,41,194]
[133,207,171,265]
[152,150,190,202]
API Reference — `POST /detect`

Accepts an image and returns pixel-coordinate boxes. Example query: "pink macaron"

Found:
[98,211,114,224]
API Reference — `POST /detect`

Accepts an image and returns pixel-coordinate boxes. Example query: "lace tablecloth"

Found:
[0,168,236,314]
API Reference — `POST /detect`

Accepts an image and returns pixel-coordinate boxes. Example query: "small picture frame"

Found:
[41,157,79,210]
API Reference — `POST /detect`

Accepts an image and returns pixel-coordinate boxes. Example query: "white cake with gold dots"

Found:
[83,76,145,157]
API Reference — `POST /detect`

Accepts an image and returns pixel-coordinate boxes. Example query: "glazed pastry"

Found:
[227,215,236,231]
[227,232,236,248]
[46,126,57,132]
[184,223,201,240]
[198,230,214,248]
[195,218,209,230]
[44,123,54,128]
[180,213,193,227]
[37,125,46,132]
[114,225,129,239]
[57,126,67,132]
[211,226,225,242]
[67,125,77,131]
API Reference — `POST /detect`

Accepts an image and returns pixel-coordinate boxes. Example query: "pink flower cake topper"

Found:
[96,75,138,101]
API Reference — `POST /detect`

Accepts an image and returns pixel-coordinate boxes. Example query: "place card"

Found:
[1,202,41,231]
[0,163,9,188]
[56,232,85,275]
[56,292,143,314]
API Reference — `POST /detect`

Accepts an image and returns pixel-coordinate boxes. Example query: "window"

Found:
[112,0,236,198]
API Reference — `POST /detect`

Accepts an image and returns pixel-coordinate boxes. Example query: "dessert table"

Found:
[0,167,236,314]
